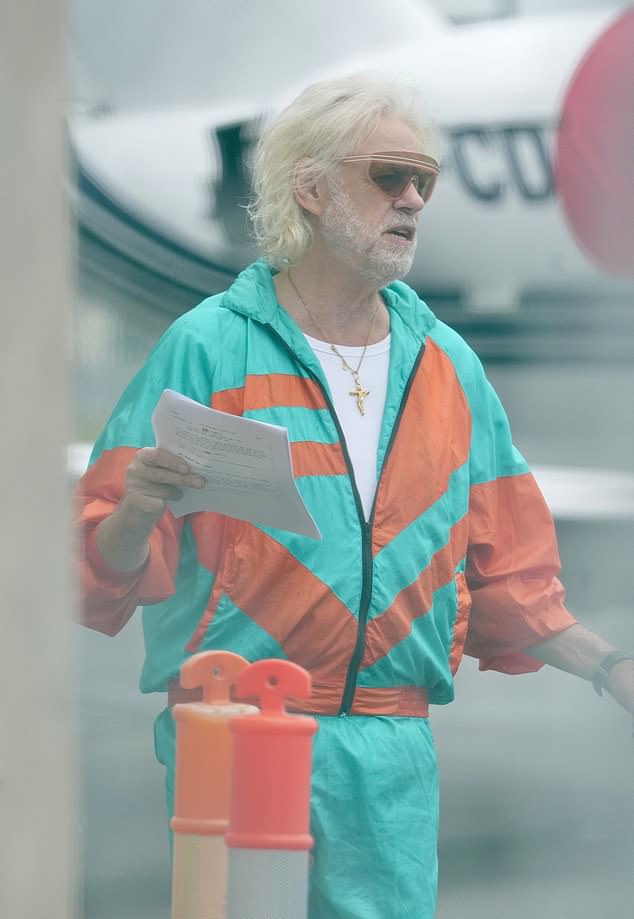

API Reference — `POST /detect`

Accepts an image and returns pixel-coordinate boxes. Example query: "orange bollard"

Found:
[170,651,257,919]
[226,660,317,919]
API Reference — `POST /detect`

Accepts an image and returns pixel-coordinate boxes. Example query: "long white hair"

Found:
[249,72,440,269]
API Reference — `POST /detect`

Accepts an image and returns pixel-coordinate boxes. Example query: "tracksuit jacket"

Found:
[78,259,576,918]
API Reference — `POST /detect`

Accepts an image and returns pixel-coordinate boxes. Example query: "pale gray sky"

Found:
[69,0,627,109]
[68,0,443,109]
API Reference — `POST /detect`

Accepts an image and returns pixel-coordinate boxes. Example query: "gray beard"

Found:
[320,179,418,288]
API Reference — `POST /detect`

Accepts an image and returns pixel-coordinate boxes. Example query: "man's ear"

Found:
[292,158,325,217]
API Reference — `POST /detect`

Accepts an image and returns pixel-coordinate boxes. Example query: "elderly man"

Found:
[78,74,634,918]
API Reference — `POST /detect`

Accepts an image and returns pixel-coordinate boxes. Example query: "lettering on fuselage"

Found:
[209,120,556,245]
[444,124,555,203]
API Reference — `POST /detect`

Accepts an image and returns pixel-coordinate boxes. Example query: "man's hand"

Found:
[121,447,205,522]
[95,447,205,572]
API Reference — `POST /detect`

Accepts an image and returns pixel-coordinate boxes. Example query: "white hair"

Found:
[249,72,440,269]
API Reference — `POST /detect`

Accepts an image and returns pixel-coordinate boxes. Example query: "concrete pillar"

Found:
[0,2,77,918]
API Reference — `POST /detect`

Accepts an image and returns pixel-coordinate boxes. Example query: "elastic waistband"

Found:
[167,679,428,718]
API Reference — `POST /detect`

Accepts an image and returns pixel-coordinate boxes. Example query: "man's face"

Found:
[318,114,427,287]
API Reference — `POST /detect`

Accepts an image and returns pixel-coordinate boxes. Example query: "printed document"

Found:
[151,389,321,539]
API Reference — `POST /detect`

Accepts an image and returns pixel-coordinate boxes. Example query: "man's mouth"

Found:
[384,225,416,241]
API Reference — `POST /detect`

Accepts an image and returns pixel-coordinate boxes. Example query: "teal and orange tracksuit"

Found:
[78,260,576,918]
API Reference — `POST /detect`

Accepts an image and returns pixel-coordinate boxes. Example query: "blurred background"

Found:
[68,1,634,916]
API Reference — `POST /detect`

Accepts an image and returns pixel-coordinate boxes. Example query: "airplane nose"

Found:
[555,7,634,279]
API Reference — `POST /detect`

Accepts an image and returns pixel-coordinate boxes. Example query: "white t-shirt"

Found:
[305,332,391,520]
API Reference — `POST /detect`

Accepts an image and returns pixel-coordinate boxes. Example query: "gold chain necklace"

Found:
[287,269,379,416]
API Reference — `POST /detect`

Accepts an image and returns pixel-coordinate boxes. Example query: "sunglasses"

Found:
[340,151,440,203]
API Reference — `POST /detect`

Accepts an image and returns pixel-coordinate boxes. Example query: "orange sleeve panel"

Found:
[464,472,577,673]
[76,446,184,636]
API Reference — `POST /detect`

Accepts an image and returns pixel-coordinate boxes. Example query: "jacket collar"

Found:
[221,259,437,344]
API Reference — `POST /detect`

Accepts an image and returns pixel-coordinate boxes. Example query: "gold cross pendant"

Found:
[350,373,370,416]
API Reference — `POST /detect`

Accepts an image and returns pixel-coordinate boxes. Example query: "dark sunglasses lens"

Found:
[417,171,437,202]
[368,164,412,197]
[368,163,437,200]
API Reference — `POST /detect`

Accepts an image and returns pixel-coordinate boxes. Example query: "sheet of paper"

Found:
[151,389,321,539]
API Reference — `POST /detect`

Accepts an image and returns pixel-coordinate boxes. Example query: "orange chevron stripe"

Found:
[372,339,471,555]
[361,515,470,669]
[211,373,328,415]
[187,524,358,683]
[290,441,347,478]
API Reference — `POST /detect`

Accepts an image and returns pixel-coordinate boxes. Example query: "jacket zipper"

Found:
[338,342,426,714]
[266,325,425,716]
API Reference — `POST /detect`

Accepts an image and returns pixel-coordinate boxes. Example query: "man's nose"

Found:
[394,177,425,213]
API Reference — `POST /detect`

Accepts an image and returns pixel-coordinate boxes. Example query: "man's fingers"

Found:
[131,463,188,487]
[134,448,205,488]
[117,448,205,528]
[138,446,190,473]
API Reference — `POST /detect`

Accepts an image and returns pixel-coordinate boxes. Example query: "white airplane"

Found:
[69,0,634,310]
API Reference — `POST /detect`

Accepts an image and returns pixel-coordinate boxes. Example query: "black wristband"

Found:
[592,651,634,696]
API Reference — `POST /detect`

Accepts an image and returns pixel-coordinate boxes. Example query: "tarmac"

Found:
[79,597,634,919]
